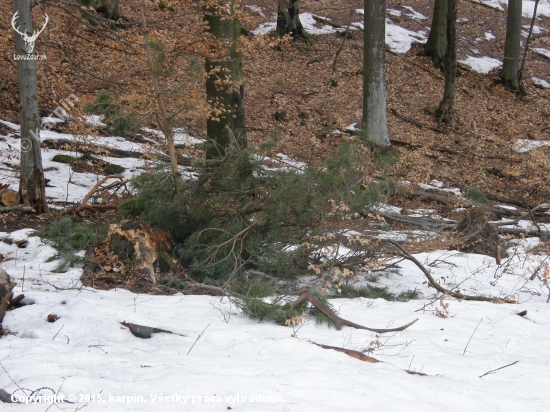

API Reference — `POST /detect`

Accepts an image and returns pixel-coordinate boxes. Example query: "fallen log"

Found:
[490,204,548,227]
[411,191,522,216]
[0,206,34,213]
[290,290,418,332]
[374,210,458,230]
[0,188,19,207]
[496,227,549,236]
[43,138,193,166]
[311,15,343,29]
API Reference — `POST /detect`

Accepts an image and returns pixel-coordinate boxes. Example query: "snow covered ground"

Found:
[0,226,549,410]
[2,3,550,406]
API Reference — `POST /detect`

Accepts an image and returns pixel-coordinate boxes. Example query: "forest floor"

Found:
[1,0,549,206]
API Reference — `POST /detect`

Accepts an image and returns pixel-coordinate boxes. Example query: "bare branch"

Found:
[387,240,515,303]
[291,290,418,332]
[479,360,519,378]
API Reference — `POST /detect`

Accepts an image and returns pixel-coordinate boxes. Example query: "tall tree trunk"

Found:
[362,0,390,150]
[425,0,448,70]
[12,0,48,213]
[139,0,178,174]
[276,0,312,44]
[502,0,522,93]
[204,0,246,159]
[436,0,458,128]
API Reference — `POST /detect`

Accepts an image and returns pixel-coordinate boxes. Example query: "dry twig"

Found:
[463,318,483,355]
[74,175,128,213]
[479,361,519,378]
[187,323,210,355]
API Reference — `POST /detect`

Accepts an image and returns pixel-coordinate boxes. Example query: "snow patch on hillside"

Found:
[459,55,502,74]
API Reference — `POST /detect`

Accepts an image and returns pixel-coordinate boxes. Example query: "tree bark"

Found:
[276,0,312,44]
[362,0,391,150]
[13,0,48,214]
[436,0,458,128]
[502,0,522,93]
[426,0,448,70]
[78,0,120,21]
[204,0,246,159]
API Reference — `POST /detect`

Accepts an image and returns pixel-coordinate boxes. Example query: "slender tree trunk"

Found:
[13,0,48,213]
[437,0,458,128]
[426,0,448,70]
[518,0,540,84]
[139,0,178,174]
[276,0,312,44]
[362,0,390,150]
[204,0,246,159]
[502,0,523,93]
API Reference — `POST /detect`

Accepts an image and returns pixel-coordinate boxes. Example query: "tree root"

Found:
[290,290,418,332]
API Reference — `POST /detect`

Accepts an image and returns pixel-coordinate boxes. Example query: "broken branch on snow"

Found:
[309,341,428,375]
[290,290,418,332]
[387,240,515,303]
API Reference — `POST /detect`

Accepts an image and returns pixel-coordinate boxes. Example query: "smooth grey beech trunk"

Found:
[426,0,448,70]
[502,0,522,92]
[436,0,458,128]
[12,0,48,213]
[276,0,312,44]
[362,0,390,149]
[204,1,246,159]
